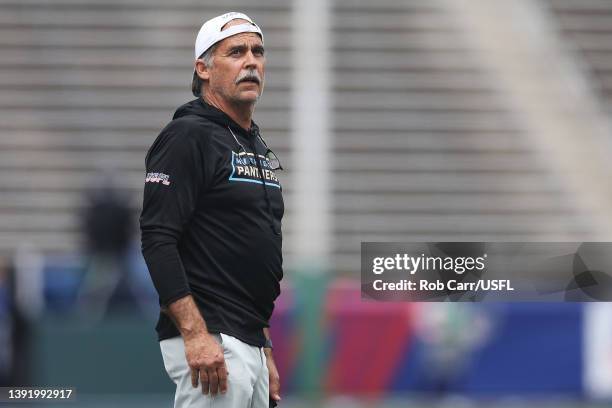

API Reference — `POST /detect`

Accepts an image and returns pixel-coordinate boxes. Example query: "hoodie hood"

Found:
[172,98,258,135]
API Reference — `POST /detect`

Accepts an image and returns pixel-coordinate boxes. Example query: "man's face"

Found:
[205,29,265,106]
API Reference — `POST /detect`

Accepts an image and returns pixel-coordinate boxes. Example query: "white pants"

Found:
[160,333,269,408]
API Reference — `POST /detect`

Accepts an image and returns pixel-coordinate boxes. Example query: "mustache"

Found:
[235,71,262,85]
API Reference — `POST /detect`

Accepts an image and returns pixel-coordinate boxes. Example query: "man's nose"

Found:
[244,50,259,69]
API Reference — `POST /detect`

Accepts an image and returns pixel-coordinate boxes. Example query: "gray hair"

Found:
[191,44,218,97]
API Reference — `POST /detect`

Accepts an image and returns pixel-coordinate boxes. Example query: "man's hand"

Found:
[184,332,228,396]
[166,296,228,396]
[265,351,281,402]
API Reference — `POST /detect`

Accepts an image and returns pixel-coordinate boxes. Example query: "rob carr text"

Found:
[372,279,515,292]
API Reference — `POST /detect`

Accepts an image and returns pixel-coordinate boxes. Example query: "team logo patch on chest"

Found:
[229,151,281,188]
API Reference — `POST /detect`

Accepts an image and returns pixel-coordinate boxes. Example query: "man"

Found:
[140,12,283,408]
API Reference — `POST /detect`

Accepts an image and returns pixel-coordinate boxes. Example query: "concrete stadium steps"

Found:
[0,69,290,90]
[0,90,292,110]
[329,0,591,274]
[335,191,575,209]
[333,213,592,233]
[0,0,292,255]
[0,0,598,276]
[333,153,546,172]
[546,0,612,109]
[0,130,291,149]
[0,108,289,130]
[0,151,547,173]
[0,170,562,196]
[0,28,289,49]
[2,192,85,210]
[331,174,564,194]
[0,49,291,70]
[334,93,510,112]
[0,3,290,27]
[0,171,146,191]
[334,131,530,151]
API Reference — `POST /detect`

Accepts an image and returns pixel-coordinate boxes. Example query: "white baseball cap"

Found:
[194,12,264,59]
[191,12,264,96]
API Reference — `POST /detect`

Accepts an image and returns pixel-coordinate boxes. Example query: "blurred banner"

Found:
[271,281,586,397]
[29,269,601,399]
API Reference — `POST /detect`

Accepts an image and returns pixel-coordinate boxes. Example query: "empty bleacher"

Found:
[0,0,605,275]
[330,0,597,273]
[545,0,612,112]
[0,0,292,252]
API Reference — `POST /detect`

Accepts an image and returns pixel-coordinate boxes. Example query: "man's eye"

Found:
[230,49,241,56]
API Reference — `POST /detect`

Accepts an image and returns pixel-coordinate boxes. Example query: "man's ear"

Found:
[195,59,210,80]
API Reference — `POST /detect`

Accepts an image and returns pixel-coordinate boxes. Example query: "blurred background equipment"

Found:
[2,0,612,406]
[0,255,30,387]
[76,171,135,322]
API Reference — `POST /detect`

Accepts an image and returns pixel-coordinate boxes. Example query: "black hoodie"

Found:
[140,98,284,346]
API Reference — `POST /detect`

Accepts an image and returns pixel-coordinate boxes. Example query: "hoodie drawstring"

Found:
[249,127,280,236]
[228,125,280,236]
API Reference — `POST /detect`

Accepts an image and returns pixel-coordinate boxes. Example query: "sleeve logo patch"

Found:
[145,172,171,186]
